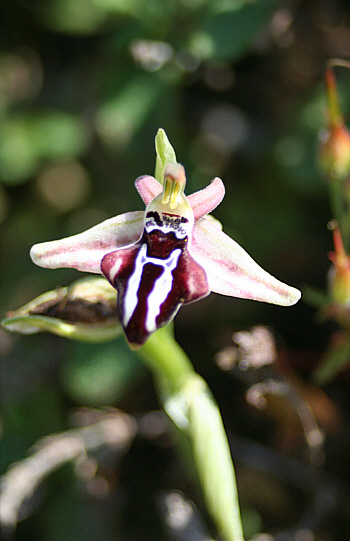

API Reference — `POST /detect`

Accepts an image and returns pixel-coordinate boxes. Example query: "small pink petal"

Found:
[136,175,225,222]
[135,175,162,206]
[188,177,225,221]
[30,211,144,273]
[192,218,301,306]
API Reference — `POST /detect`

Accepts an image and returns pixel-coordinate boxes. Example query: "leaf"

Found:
[313,331,350,385]
[62,341,145,405]
[95,74,165,148]
[303,285,330,309]
[203,0,277,61]
[0,112,89,184]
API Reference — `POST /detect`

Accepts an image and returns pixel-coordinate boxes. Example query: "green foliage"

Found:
[62,341,145,405]
[96,74,166,148]
[202,0,278,61]
[0,112,89,184]
[313,332,350,385]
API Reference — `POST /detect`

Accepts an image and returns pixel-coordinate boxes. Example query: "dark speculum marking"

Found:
[146,211,162,226]
[146,212,188,229]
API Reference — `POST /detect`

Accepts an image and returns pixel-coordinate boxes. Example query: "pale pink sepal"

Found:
[30,211,144,273]
[192,218,301,306]
[188,177,225,221]
[135,175,225,221]
[134,175,162,206]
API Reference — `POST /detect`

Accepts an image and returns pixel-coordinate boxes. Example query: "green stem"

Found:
[136,325,245,541]
[137,326,194,394]
[325,68,343,127]
[329,180,349,252]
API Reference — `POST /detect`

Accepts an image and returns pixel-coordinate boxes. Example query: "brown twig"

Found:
[0,410,137,533]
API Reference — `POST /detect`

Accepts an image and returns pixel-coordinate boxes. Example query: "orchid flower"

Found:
[30,155,300,348]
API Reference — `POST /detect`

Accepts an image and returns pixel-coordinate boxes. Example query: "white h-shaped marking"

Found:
[123,243,181,332]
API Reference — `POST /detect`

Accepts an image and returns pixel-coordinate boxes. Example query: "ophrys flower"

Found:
[30,144,300,347]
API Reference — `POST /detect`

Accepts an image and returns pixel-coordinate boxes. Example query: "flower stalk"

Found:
[319,63,350,251]
[139,327,245,541]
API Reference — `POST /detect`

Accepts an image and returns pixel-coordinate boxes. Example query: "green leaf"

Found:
[32,111,89,159]
[95,74,165,148]
[62,341,145,405]
[0,112,89,184]
[0,119,39,184]
[313,332,350,385]
[302,285,330,309]
[41,0,107,34]
[203,0,277,61]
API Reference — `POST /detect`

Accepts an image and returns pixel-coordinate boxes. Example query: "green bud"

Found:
[2,277,122,343]
[319,68,350,180]
[328,226,350,308]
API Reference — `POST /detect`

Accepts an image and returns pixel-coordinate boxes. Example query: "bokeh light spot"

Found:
[36,161,90,213]
[175,49,200,72]
[201,103,249,153]
[204,61,235,91]
[131,40,173,72]
[275,136,306,168]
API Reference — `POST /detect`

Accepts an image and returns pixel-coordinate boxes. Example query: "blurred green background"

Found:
[1,0,350,540]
